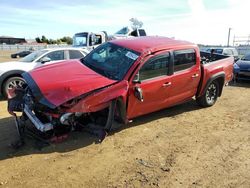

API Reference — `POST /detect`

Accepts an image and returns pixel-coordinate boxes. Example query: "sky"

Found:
[0,0,249,45]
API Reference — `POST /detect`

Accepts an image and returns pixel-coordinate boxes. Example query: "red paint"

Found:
[67,80,128,112]
[26,37,234,122]
[29,60,116,106]
[112,36,193,53]
[196,57,234,97]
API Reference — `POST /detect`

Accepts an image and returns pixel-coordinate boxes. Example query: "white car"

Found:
[0,47,89,98]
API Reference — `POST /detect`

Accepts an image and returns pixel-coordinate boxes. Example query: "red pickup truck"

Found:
[8,36,234,143]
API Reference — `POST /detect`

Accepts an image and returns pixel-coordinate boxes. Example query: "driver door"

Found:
[127,52,172,119]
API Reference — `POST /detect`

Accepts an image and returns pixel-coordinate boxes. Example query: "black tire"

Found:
[3,76,25,98]
[196,80,219,107]
[104,100,116,132]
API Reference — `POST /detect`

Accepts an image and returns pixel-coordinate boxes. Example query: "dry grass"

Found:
[0,50,19,62]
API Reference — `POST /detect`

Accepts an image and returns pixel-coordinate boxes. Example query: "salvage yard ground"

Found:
[0,51,249,187]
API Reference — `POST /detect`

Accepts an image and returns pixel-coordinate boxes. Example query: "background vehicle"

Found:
[11,50,32,58]
[72,27,146,51]
[73,31,108,51]
[234,53,250,80]
[0,47,88,98]
[9,37,234,144]
[112,26,146,39]
[206,47,239,61]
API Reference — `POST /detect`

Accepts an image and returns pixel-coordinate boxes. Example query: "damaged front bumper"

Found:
[8,89,113,148]
[8,88,54,132]
[23,105,54,132]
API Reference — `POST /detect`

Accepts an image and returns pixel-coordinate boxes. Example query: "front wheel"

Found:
[3,76,25,98]
[196,80,219,107]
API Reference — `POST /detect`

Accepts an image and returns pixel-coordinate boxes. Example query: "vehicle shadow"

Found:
[119,99,201,131]
[0,99,201,161]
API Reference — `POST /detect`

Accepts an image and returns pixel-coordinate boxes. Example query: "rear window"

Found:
[214,49,223,54]
[173,49,196,72]
[69,50,84,59]
[223,49,233,56]
[138,29,146,36]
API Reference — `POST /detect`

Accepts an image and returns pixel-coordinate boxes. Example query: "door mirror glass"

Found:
[40,57,51,64]
[90,34,96,46]
[134,86,143,102]
[132,72,141,83]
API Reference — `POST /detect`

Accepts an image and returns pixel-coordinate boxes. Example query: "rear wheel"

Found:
[3,76,25,98]
[196,80,219,107]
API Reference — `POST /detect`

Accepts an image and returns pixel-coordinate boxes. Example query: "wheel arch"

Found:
[0,70,26,95]
[201,72,225,98]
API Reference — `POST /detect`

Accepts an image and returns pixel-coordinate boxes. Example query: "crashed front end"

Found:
[8,72,128,146]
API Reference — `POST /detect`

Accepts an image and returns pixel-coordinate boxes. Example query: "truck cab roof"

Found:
[111,36,196,54]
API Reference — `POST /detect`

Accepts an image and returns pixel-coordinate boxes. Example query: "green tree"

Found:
[61,36,73,45]
[41,35,49,43]
[35,36,72,44]
[35,37,41,43]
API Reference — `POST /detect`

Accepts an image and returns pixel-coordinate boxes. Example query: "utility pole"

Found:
[227,28,232,47]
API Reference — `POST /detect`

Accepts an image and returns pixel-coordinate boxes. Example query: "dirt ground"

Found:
[0,50,19,62]
[0,52,249,187]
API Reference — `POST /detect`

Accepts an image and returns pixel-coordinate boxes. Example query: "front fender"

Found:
[67,80,129,113]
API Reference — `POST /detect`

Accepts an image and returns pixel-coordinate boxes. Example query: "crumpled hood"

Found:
[23,60,116,108]
[236,60,250,70]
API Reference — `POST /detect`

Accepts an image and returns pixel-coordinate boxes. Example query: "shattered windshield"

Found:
[19,50,48,62]
[81,42,140,80]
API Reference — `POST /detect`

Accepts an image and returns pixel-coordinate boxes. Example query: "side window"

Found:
[138,29,146,36]
[173,49,196,72]
[41,50,65,61]
[223,49,233,56]
[139,54,170,81]
[130,30,138,37]
[69,50,84,59]
[94,35,102,45]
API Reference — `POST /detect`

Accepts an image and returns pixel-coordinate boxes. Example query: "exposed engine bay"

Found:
[8,86,120,148]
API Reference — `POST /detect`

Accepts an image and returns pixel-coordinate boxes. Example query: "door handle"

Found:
[162,82,172,87]
[192,74,199,78]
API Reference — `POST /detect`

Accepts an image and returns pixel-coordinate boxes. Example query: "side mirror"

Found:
[134,86,143,102]
[90,34,96,46]
[40,57,51,64]
[132,72,141,84]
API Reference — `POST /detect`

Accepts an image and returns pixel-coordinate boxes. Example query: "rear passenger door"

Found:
[168,49,201,106]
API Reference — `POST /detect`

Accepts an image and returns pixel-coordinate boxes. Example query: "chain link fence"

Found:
[0,44,71,51]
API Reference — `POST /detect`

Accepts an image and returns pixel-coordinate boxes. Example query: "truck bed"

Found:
[197,51,234,97]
